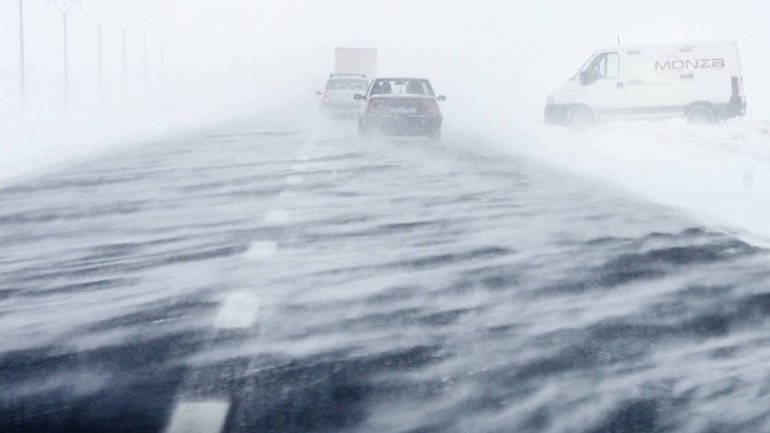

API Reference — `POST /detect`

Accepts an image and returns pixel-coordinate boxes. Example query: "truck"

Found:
[317,48,379,117]
[545,41,747,128]
[334,48,378,82]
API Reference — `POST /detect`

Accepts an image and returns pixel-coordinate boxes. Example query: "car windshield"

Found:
[327,79,369,90]
[370,79,434,96]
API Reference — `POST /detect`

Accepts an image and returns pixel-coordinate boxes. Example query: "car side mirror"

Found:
[353,94,365,100]
[437,95,447,102]
[315,91,322,96]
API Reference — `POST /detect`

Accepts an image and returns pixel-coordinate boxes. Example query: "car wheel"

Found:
[429,129,442,142]
[358,122,371,138]
[567,107,595,130]
[686,105,717,125]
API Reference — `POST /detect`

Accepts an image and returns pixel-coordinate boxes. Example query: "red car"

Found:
[355,78,446,140]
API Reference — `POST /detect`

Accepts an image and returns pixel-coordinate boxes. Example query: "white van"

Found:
[545,41,746,127]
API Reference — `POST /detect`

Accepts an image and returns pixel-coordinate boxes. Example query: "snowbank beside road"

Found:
[0,106,187,185]
[0,101,316,186]
[510,117,770,243]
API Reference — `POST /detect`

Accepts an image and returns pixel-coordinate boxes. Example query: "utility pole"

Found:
[143,33,148,90]
[160,41,165,89]
[140,26,155,93]
[98,23,104,99]
[18,0,26,109]
[49,0,82,113]
[117,18,138,101]
[88,13,114,103]
[123,27,128,98]
[63,11,68,111]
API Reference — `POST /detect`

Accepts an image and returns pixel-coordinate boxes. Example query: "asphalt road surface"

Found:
[2,120,770,433]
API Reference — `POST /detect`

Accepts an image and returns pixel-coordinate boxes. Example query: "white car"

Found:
[317,74,370,117]
[545,41,747,127]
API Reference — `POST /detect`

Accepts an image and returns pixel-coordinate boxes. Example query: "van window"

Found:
[601,53,620,79]
[584,52,620,84]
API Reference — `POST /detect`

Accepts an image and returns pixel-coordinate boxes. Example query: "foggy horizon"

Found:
[3,1,770,123]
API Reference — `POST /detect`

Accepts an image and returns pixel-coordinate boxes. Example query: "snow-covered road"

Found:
[2,120,770,433]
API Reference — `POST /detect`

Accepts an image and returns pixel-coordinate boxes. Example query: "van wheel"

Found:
[567,107,595,130]
[686,105,717,125]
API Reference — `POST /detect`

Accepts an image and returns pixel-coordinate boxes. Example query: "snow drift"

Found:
[494,118,770,245]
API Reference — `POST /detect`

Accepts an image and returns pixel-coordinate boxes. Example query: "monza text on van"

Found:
[655,58,726,72]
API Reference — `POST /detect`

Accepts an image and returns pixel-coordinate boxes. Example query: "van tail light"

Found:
[731,77,741,98]
[730,76,744,108]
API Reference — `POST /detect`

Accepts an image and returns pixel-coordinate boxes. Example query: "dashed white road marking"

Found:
[286,175,304,185]
[165,401,230,433]
[164,136,322,433]
[263,209,289,224]
[245,241,278,260]
[214,292,260,329]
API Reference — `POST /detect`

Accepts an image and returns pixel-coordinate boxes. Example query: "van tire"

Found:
[566,107,595,130]
[686,104,717,125]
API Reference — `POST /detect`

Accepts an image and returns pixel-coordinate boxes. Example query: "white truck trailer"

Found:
[545,41,747,127]
[334,48,378,82]
[317,48,379,116]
